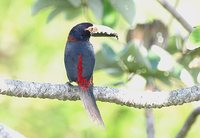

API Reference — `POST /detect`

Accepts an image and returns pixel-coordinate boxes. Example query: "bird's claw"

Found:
[66,82,73,87]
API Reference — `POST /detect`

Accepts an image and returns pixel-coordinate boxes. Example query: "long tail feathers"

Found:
[79,85,105,127]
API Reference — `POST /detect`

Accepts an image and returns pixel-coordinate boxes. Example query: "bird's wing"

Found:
[64,43,78,82]
[81,43,95,81]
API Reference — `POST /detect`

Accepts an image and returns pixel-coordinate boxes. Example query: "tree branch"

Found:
[1,78,200,108]
[0,123,26,138]
[176,107,200,138]
[157,0,193,33]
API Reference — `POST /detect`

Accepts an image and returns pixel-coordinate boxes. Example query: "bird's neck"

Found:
[67,33,90,42]
[67,35,78,42]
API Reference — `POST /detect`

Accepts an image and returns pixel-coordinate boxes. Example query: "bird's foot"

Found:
[66,82,78,92]
[66,82,74,87]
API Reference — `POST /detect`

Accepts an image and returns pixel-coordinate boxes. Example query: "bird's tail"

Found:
[79,85,104,126]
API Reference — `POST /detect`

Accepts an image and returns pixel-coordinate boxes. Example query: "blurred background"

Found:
[0,0,200,137]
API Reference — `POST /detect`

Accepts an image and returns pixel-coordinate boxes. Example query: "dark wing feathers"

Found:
[82,43,95,81]
[64,44,78,82]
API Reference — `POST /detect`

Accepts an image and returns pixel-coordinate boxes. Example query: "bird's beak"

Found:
[85,24,118,39]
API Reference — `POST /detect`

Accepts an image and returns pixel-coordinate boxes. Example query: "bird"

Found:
[64,22,118,126]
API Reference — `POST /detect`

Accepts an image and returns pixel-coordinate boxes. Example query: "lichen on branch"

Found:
[0,78,200,108]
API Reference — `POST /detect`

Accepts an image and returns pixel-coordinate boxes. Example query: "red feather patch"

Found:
[68,35,78,42]
[77,54,92,91]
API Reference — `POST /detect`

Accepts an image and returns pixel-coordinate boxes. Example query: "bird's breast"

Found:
[65,41,95,90]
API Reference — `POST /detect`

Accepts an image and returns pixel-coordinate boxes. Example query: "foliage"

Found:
[189,26,200,46]
[32,0,135,26]
[96,38,196,87]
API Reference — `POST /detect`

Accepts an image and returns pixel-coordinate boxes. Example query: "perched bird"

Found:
[64,23,118,126]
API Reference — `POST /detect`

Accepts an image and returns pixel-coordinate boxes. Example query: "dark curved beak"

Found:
[85,24,118,39]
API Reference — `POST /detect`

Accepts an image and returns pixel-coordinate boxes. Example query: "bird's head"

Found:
[68,22,118,42]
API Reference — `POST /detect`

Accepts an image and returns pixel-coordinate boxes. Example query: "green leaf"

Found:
[104,68,124,76]
[68,0,81,7]
[32,0,72,15]
[95,43,117,69]
[186,47,200,59]
[110,0,135,25]
[88,0,103,20]
[119,42,152,73]
[189,26,200,45]
[32,0,81,22]
[148,45,194,84]
[102,11,118,27]
[95,43,123,76]
[118,43,137,72]
[101,43,116,61]
[47,8,63,23]
[147,50,160,71]
[64,8,81,20]
[32,0,54,15]
[102,0,118,27]
[150,45,176,72]
[166,35,184,54]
